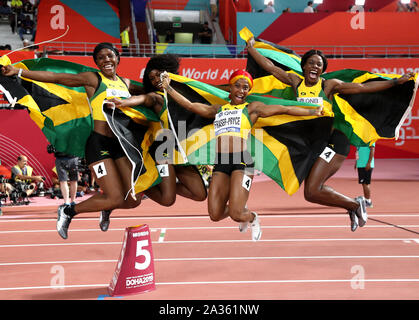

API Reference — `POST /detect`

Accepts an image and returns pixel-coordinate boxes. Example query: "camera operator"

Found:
[11,155,45,197]
[47,144,79,206]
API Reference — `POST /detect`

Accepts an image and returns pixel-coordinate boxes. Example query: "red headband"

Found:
[229,70,253,88]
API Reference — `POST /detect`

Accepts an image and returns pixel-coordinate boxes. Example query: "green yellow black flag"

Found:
[322,69,419,146]
[240,26,302,100]
[5,58,95,158]
[0,57,161,193]
[240,27,419,147]
[103,105,162,194]
[154,73,331,195]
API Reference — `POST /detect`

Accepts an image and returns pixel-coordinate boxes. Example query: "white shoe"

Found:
[239,220,249,232]
[355,196,368,227]
[250,212,262,241]
[365,199,373,208]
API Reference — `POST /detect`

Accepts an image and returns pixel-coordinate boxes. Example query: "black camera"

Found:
[9,182,33,205]
[0,175,13,184]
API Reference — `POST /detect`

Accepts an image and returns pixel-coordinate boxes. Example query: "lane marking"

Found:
[3,278,419,291]
[0,238,417,248]
[2,225,419,235]
[0,228,159,234]
[158,228,166,242]
[2,255,419,266]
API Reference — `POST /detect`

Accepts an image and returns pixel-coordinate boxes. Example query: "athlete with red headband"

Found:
[160,70,323,241]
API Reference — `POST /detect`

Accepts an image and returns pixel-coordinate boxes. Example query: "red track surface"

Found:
[1,159,419,301]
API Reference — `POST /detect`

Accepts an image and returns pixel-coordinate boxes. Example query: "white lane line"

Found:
[3,278,419,291]
[2,224,419,234]
[2,255,419,266]
[0,228,159,234]
[0,238,417,248]
[2,213,419,222]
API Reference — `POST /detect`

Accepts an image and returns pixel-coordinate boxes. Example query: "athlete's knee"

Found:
[160,193,176,207]
[104,193,126,209]
[304,183,322,203]
[228,205,246,223]
[208,206,224,222]
[192,188,207,202]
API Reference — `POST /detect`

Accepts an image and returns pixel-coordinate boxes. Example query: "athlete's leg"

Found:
[207,171,230,222]
[227,170,254,223]
[144,164,177,206]
[174,165,207,201]
[73,158,127,215]
[304,154,358,211]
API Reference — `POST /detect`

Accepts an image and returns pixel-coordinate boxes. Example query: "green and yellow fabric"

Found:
[239,27,419,147]
[0,57,160,194]
[158,73,329,195]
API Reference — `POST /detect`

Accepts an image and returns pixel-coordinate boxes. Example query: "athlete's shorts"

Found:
[327,129,350,156]
[55,157,79,181]
[358,168,373,184]
[85,131,125,165]
[213,151,255,176]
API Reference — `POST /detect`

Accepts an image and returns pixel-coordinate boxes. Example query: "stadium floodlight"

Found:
[313,0,323,3]
[401,0,410,3]
[355,0,365,5]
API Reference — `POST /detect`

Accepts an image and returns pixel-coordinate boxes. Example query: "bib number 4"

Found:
[320,147,336,163]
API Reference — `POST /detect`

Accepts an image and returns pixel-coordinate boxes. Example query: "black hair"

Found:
[143,54,180,93]
[93,42,120,64]
[301,49,328,73]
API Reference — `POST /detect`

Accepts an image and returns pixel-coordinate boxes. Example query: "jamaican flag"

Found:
[0,57,161,193]
[103,105,162,194]
[246,94,333,195]
[240,27,419,147]
[0,58,96,158]
[150,73,230,165]
[322,69,419,146]
[149,73,331,195]
[239,26,302,100]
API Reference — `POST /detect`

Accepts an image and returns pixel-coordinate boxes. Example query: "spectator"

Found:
[165,28,175,43]
[350,4,364,12]
[304,1,314,12]
[355,143,375,208]
[0,1,12,15]
[396,1,408,11]
[22,0,33,13]
[10,0,22,13]
[11,155,45,197]
[18,14,34,40]
[0,159,14,199]
[409,1,419,11]
[120,25,130,56]
[282,7,291,13]
[198,21,213,44]
[53,148,79,206]
[210,0,218,22]
[263,1,275,13]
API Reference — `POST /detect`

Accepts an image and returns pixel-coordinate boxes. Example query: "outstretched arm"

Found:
[249,101,322,120]
[1,64,96,88]
[161,72,219,119]
[327,72,415,96]
[246,37,297,86]
[106,93,158,109]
